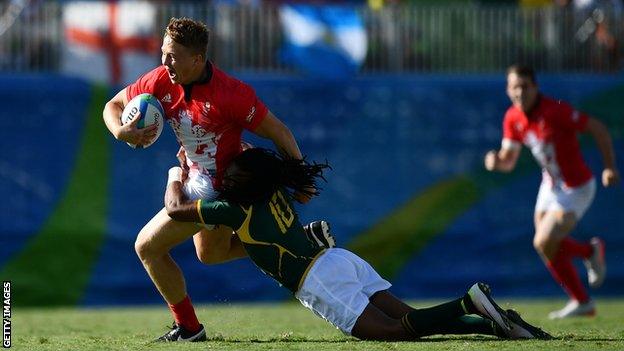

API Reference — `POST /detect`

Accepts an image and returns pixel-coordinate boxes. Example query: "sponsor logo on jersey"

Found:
[161,93,172,103]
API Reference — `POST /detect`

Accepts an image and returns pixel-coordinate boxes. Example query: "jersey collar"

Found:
[182,61,213,101]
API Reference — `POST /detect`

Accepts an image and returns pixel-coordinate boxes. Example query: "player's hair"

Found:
[219,148,330,206]
[165,17,209,57]
[507,64,537,84]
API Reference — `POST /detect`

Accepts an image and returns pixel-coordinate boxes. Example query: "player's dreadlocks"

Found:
[219,148,330,206]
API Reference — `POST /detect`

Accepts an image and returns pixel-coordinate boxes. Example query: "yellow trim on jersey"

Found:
[296,249,327,292]
[196,200,206,224]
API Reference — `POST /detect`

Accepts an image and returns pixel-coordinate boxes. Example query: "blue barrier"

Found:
[0,74,91,267]
[1,73,622,305]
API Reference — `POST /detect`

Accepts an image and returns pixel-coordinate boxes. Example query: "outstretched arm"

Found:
[585,117,620,187]
[484,146,521,173]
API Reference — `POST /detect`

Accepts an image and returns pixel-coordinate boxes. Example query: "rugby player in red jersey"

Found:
[484,64,620,319]
[103,17,331,341]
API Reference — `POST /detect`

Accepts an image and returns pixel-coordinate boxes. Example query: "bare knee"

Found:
[533,235,547,255]
[351,304,411,341]
[533,234,561,260]
[135,230,167,263]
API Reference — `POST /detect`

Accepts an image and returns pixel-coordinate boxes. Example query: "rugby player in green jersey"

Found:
[164,148,551,341]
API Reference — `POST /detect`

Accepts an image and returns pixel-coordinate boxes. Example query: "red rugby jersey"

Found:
[126,63,268,184]
[502,95,592,188]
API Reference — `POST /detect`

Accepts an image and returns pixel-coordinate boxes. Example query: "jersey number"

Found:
[269,190,294,234]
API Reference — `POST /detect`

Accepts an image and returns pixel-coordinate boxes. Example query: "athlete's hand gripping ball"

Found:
[120,93,165,148]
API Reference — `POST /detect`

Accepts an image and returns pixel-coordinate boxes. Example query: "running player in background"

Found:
[164,147,552,341]
[103,17,328,341]
[484,64,620,319]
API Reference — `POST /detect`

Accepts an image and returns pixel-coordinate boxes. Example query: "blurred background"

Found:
[0,0,622,307]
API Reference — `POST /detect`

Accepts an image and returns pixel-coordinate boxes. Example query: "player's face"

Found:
[506,72,539,113]
[161,35,204,85]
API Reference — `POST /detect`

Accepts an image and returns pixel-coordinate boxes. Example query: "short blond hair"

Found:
[165,17,209,57]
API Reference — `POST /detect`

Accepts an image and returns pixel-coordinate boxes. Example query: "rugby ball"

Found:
[121,93,165,148]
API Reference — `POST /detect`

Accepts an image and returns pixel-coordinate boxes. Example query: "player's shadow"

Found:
[201,335,561,343]
[557,337,622,342]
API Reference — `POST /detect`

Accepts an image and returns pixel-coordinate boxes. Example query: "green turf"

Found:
[9,299,624,350]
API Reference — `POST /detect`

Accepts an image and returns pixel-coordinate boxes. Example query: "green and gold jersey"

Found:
[197,189,324,293]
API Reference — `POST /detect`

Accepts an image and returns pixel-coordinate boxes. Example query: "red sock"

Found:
[546,249,589,303]
[559,237,592,259]
[169,295,201,332]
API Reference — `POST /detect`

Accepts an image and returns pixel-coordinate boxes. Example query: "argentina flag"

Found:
[279,4,367,79]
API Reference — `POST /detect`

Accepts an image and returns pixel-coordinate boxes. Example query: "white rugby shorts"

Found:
[295,248,392,335]
[535,178,596,220]
[183,170,219,228]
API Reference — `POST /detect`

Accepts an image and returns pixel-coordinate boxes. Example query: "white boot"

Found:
[548,300,595,319]
[584,237,606,288]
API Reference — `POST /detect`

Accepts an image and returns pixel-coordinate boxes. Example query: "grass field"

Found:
[11,299,624,351]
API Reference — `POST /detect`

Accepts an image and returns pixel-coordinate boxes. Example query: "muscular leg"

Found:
[135,208,202,304]
[354,290,499,340]
[369,290,413,318]
[533,210,576,260]
[351,303,412,341]
[534,210,590,303]
[193,225,247,264]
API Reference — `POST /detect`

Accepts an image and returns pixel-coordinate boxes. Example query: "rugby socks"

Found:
[169,295,202,333]
[546,248,589,303]
[559,237,592,259]
[425,316,502,337]
[402,298,473,337]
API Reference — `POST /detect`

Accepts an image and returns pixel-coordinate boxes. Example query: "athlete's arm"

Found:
[164,167,202,222]
[484,146,520,173]
[253,111,315,203]
[253,111,303,160]
[102,88,157,146]
[585,117,620,186]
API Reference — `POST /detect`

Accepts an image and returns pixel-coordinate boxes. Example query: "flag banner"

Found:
[62,0,159,85]
[279,4,367,79]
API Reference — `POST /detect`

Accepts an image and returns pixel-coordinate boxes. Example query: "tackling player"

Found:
[163,147,552,341]
[484,64,620,319]
[103,17,328,341]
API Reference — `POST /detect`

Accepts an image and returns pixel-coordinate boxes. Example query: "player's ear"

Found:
[194,53,204,66]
